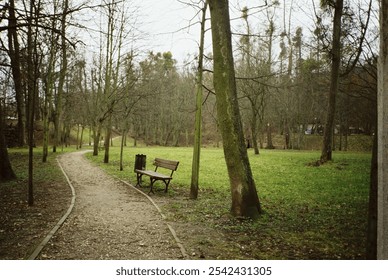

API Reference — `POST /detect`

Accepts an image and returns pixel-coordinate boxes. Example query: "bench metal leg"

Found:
[163,179,171,193]
[147,178,171,194]
[148,178,157,194]
[135,173,143,188]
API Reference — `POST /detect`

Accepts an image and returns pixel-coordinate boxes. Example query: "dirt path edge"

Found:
[27,150,189,260]
[27,157,76,260]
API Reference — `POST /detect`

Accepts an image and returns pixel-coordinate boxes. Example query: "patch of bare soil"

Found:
[0,155,70,260]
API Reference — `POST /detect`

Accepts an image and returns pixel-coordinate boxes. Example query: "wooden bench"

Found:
[134,158,179,194]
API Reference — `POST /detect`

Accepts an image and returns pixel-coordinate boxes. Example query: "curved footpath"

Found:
[35,150,184,260]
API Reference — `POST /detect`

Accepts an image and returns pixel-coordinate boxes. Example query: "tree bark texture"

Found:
[367,133,377,259]
[42,22,57,162]
[0,101,16,182]
[208,0,261,218]
[250,105,260,155]
[320,0,343,163]
[378,0,388,260]
[7,0,26,147]
[53,0,69,153]
[27,0,40,206]
[190,1,207,200]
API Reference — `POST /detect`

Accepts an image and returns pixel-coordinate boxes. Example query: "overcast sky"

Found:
[135,0,208,65]
[133,0,317,66]
[75,0,204,66]
[74,0,324,68]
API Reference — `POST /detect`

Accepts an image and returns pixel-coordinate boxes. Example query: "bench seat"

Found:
[135,170,172,180]
[134,158,179,194]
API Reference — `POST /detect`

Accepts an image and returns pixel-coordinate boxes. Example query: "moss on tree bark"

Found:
[208,0,261,218]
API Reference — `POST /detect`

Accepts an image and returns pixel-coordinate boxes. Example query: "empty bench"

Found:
[134,158,179,194]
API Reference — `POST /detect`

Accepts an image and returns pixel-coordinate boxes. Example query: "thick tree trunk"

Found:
[252,130,259,155]
[377,0,388,259]
[0,101,16,182]
[93,124,101,156]
[320,0,343,163]
[208,0,261,218]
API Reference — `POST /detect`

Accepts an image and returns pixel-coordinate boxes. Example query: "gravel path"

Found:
[37,150,183,260]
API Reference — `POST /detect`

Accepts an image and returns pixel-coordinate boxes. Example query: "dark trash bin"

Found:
[134,154,146,172]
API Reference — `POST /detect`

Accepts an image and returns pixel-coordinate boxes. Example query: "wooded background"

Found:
[0,0,377,154]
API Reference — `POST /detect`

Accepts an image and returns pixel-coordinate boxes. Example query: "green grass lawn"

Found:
[86,141,371,259]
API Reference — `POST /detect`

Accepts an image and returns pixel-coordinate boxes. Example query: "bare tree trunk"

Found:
[27,0,40,206]
[250,106,259,155]
[0,101,16,182]
[89,127,92,146]
[377,0,388,259]
[79,125,84,149]
[93,124,101,156]
[208,0,261,218]
[42,14,57,162]
[76,124,80,150]
[42,88,51,161]
[190,1,207,200]
[102,0,124,164]
[320,0,343,163]
[266,123,274,149]
[7,0,26,147]
[53,0,69,153]
[367,132,377,259]
[119,126,127,171]
[104,118,112,163]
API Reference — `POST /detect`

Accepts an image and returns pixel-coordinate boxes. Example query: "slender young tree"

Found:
[378,0,388,260]
[53,0,69,153]
[26,0,41,206]
[103,0,116,164]
[208,0,261,218]
[367,131,377,259]
[319,0,343,163]
[7,0,26,147]
[190,0,207,199]
[42,0,59,162]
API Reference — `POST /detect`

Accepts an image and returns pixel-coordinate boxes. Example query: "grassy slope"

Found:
[86,140,371,259]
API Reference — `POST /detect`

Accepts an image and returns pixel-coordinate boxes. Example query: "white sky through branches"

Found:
[73,0,317,68]
[135,0,317,67]
[64,0,377,69]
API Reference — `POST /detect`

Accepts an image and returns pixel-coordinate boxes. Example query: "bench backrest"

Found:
[153,158,179,171]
